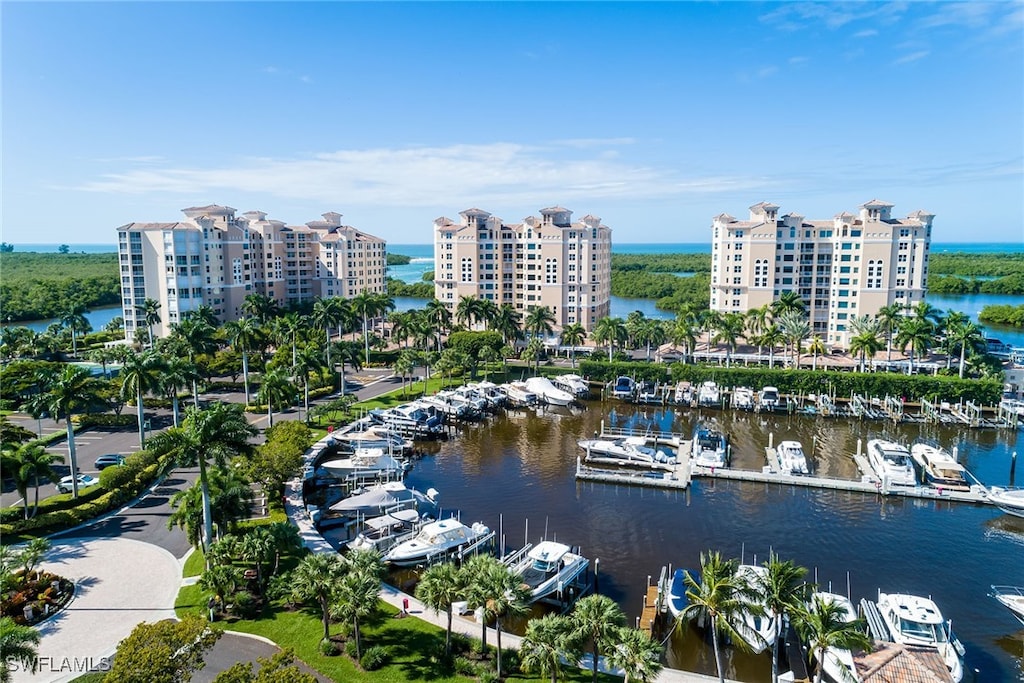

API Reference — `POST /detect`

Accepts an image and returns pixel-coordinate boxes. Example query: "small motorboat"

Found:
[734,564,779,655]
[731,386,755,410]
[988,486,1024,518]
[875,591,964,682]
[911,444,970,491]
[552,374,590,398]
[577,436,675,465]
[666,568,699,620]
[776,440,810,475]
[508,541,589,602]
[612,376,635,399]
[383,517,492,566]
[691,423,728,468]
[347,509,427,554]
[991,585,1024,627]
[328,481,438,518]
[867,439,917,487]
[502,381,539,407]
[758,386,780,412]
[697,381,721,407]
[673,381,693,405]
[318,448,408,482]
[809,592,860,683]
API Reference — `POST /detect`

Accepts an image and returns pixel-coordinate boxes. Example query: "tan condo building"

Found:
[710,200,933,348]
[433,207,612,331]
[118,205,386,340]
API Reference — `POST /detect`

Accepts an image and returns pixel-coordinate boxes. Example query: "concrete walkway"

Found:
[13,537,181,683]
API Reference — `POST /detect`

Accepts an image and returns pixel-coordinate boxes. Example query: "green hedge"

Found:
[74,413,136,428]
[577,360,1003,404]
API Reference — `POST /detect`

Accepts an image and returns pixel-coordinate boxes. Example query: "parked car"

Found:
[56,474,100,494]
[94,454,126,470]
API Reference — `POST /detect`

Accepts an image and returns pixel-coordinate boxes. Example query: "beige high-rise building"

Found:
[710,200,933,348]
[433,207,611,330]
[117,205,386,340]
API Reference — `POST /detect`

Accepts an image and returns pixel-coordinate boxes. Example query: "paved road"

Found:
[193,634,329,683]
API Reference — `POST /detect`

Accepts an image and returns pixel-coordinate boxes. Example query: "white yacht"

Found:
[673,381,693,405]
[875,592,964,682]
[867,439,917,487]
[991,585,1024,627]
[525,376,575,407]
[776,440,810,475]
[731,386,755,410]
[697,381,721,407]
[552,374,590,398]
[334,428,413,454]
[383,517,492,566]
[987,486,1024,518]
[318,448,407,482]
[910,444,970,491]
[691,424,728,468]
[508,541,589,602]
[759,386,780,412]
[328,481,438,518]
[501,381,539,407]
[809,592,860,683]
[346,509,426,554]
[637,380,659,403]
[612,376,635,399]
[734,564,780,655]
[577,436,675,465]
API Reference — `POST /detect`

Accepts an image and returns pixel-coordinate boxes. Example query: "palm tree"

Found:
[591,316,628,362]
[0,448,34,520]
[772,290,806,317]
[118,349,165,449]
[524,337,546,374]
[524,305,557,342]
[807,335,826,372]
[240,527,275,589]
[895,317,933,375]
[625,311,647,349]
[168,468,252,545]
[18,444,61,514]
[910,300,942,327]
[745,304,773,354]
[333,549,385,659]
[492,304,523,347]
[671,315,699,364]
[680,551,749,683]
[258,367,296,429]
[224,317,263,406]
[0,617,41,683]
[484,561,530,678]
[42,364,104,498]
[137,297,162,348]
[606,627,663,683]
[635,319,667,362]
[460,554,502,651]
[242,293,280,324]
[875,303,904,363]
[291,553,346,641]
[455,295,480,329]
[351,291,378,365]
[146,403,255,551]
[946,318,984,378]
[311,297,345,356]
[560,323,587,367]
[416,562,463,655]
[272,312,307,367]
[848,328,883,373]
[758,553,809,683]
[477,297,498,330]
[86,346,118,379]
[570,594,627,683]
[521,613,573,683]
[712,312,746,367]
[168,317,218,408]
[777,310,810,369]
[161,356,200,428]
[330,340,362,396]
[394,349,418,397]
[59,305,90,357]
[795,594,872,683]
[424,299,452,351]
[292,346,325,423]
[387,311,412,349]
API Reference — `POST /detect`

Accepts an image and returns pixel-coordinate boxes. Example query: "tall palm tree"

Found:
[0,617,41,683]
[329,340,362,395]
[292,346,325,423]
[137,297,163,348]
[168,317,218,408]
[476,297,498,330]
[910,300,942,327]
[387,310,412,349]
[523,337,546,374]
[492,304,523,347]
[570,594,627,683]
[42,364,105,498]
[332,549,385,660]
[416,562,463,655]
[146,404,255,551]
[291,553,346,641]
[680,551,749,683]
[484,561,530,678]
[759,324,785,369]
[0,447,37,519]
[758,553,809,683]
[591,316,628,362]
[224,317,263,406]
[712,312,746,367]
[521,613,574,683]
[351,291,378,365]
[777,310,810,369]
[625,310,647,349]
[118,349,165,449]
[895,317,934,375]
[161,356,200,428]
[848,328,883,373]
[424,299,452,351]
[168,468,252,545]
[772,290,806,317]
[272,312,307,367]
[745,304,773,354]
[560,323,587,367]
[806,336,826,372]
[460,554,502,651]
[875,303,904,363]
[59,305,90,357]
[606,627,663,683]
[241,293,280,324]
[946,317,984,378]
[636,319,667,362]
[671,315,699,364]
[311,297,345,355]
[187,304,219,328]
[795,594,872,683]
[394,349,417,397]
[258,367,296,428]
[455,295,480,329]
[524,305,557,344]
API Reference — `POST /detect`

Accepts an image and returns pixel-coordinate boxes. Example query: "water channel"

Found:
[399,401,1023,681]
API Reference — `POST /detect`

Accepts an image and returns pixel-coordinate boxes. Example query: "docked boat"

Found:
[577,436,675,465]
[809,592,860,683]
[502,381,539,407]
[508,541,589,602]
[637,380,659,403]
[734,564,780,654]
[867,439,917,487]
[732,386,755,410]
[317,448,407,482]
[875,591,964,682]
[334,428,413,454]
[991,585,1024,627]
[987,486,1024,518]
[552,374,590,398]
[383,517,493,566]
[347,509,426,554]
[328,481,438,518]
[911,444,970,491]
[691,423,728,468]
[758,386,780,412]
[776,440,810,475]
[666,568,698,619]
[612,376,635,399]
[697,381,721,407]
[673,381,693,405]
[525,376,575,407]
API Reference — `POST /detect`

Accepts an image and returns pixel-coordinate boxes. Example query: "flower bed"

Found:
[1,569,74,626]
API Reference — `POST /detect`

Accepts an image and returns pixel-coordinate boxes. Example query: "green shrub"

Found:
[74,414,136,428]
[343,639,359,659]
[478,670,500,683]
[98,464,136,492]
[230,591,261,619]
[501,647,521,673]
[124,450,157,470]
[453,657,480,677]
[320,638,339,657]
[359,646,389,671]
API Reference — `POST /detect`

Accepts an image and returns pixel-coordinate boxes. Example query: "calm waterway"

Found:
[402,402,1023,682]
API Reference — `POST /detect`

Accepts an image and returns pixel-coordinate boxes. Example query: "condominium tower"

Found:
[710,200,933,348]
[433,207,611,330]
[117,205,386,340]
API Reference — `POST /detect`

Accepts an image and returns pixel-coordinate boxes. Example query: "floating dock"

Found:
[575,456,691,490]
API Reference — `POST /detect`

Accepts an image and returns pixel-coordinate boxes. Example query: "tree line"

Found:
[978,304,1024,328]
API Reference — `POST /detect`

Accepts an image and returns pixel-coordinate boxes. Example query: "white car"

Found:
[57,474,100,494]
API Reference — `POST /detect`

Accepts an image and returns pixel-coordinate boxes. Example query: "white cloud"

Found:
[853,29,878,38]
[788,56,809,65]
[760,2,908,31]
[552,137,637,148]
[756,65,779,78]
[893,50,930,65]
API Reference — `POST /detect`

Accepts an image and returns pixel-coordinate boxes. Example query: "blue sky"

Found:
[3,1,1022,245]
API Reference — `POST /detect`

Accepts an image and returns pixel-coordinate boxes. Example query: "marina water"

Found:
[402,401,1023,681]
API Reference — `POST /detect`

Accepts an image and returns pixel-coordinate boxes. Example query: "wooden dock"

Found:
[638,581,661,635]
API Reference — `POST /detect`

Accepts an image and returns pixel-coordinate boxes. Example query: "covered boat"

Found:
[910,444,970,491]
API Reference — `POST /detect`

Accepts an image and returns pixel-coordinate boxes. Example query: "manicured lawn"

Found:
[182,548,205,578]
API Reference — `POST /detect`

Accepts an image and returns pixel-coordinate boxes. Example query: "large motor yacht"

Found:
[508,541,589,603]
[383,517,492,566]
[987,486,1024,518]
[910,444,970,491]
[867,439,917,487]
[875,591,964,683]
